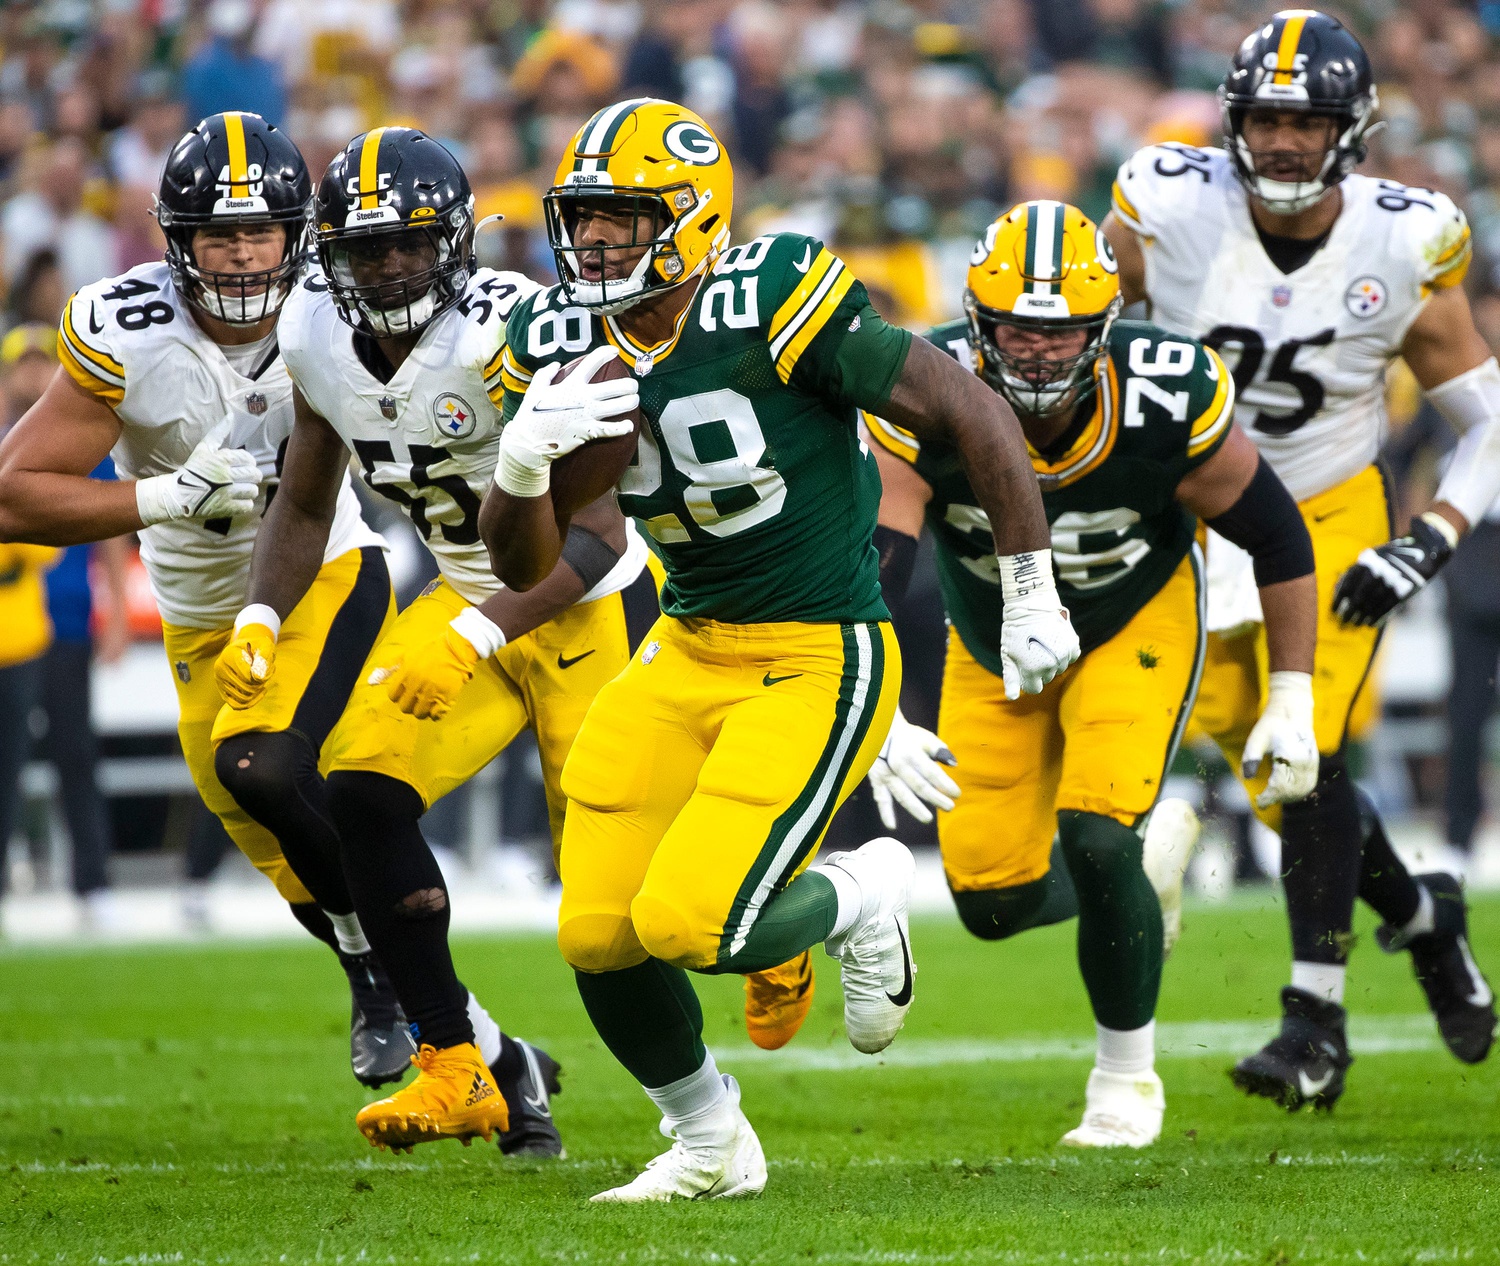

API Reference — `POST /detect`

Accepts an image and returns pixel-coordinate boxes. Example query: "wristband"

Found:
[450,605,507,658]
[1418,510,1460,550]
[998,549,1057,605]
[1265,669,1313,709]
[135,475,176,527]
[234,604,282,640]
[496,446,550,499]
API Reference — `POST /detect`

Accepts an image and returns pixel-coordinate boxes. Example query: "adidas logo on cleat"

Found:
[465,1073,496,1107]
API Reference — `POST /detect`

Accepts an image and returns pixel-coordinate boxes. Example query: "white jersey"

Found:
[1113,144,1472,502]
[59,261,380,629]
[278,267,648,607]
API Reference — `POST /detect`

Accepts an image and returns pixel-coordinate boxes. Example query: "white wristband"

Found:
[234,604,282,640]
[495,446,550,499]
[1419,509,1461,549]
[1266,669,1313,709]
[134,475,177,527]
[998,549,1057,605]
[450,605,507,659]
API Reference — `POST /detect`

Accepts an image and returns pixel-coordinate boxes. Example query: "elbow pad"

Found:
[1204,456,1314,587]
[874,524,918,606]
[1429,357,1500,526]
[559,523,623,592]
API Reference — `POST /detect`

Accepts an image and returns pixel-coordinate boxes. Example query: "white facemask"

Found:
[358,286,438,337]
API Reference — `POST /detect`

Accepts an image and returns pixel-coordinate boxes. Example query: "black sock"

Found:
[1354,786,1421,928]
[288,900,339,951]
[952,842,1078,940]
[215,731,355,915]
[1058,811,1161,1031]
[326,770,473,1050]
[574,959,707,1088]
[1279,753,1363,965]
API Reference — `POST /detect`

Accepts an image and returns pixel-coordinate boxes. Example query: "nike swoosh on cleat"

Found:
[520,1045,553,1118]
[763,672,802,687]
[1297,1068,1334,1098]
[557,650,596,670]
[886,923,914,1008]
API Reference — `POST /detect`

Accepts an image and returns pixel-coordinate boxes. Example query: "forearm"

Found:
[1426,358,1500,532]
[1258,574,1316,674]
[0,470,144,545]
[479,486,567,592]
[244,493,333,621]
[474,558,586,641]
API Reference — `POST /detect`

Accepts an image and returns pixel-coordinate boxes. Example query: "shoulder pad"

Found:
[1112,144,1231,237]
[1361,180,1473,292]
[499,284,597,397]
[58,263,175,408]
[1109,322,1234,458]
[277,268,335,366]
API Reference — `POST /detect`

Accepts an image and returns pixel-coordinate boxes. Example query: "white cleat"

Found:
[818,837,916,1054]
[1142,799,1200,957]
[590,1076,766,1203]
[1060,1067,1165,1149]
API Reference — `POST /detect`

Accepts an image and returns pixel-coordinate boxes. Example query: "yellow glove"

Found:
[374,607,504,721]
[215,605,280,709]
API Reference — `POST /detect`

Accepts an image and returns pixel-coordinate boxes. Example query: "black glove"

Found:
[1332,514,1456,628]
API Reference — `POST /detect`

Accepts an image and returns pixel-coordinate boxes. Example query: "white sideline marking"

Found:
[713,1013,1439,1072]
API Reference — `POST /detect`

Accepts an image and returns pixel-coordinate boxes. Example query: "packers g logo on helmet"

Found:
[545,98,734,314]
[964,200,1122,417]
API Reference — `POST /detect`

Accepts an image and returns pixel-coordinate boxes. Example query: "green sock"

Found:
[573,958,707,1088]
[710,870,838,973]
[951,841,1079,940]
[1058,809,1162,1031]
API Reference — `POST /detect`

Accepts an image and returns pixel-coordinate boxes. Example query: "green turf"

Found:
[3,889,1498,1264]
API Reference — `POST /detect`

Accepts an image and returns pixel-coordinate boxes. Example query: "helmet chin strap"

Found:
[360,286,438,337]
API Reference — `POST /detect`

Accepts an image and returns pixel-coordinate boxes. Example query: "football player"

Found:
[483,99,1079,1201]
[1103,9,1498,1107]
[0,113,418,1088]
[865,201,1319,1146]
[221,126,654,1156]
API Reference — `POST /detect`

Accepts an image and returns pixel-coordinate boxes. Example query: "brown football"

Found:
[547,351,643,515]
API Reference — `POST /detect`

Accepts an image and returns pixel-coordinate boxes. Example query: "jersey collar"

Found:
[1027,355,1120,491]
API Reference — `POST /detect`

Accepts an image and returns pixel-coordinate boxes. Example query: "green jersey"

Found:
[501,233,912,624]
[868,319,1233,670]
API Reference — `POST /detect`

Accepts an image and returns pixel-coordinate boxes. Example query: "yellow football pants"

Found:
[322,576,635,848]
[166,547,394,904]
[939,549,1204,893]
[557,617,901,973]
[1187,463,1391,830]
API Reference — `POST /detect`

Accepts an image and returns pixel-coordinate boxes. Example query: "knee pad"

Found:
[630,892,716,970]
[951,885,1041,941]
[326,769,425,838]
[558,912,648,973]
[1057,809,1142,887]
[215,731,317,818]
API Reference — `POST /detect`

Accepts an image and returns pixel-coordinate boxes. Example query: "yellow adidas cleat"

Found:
[744,951,816,1051]
[355,1042,509,1153]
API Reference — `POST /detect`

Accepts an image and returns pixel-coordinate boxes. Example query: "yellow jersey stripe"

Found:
[58,340,124,407]
[358,128,388,210]
[768,248,838,345]
[499,347,532,382]
[483,346,507,379]
[60,302,125,383]
[775,265,854,383]
[223,111,249,195]
[486,381,505,407]
[1031,358,1119,489]
[863,411,920,463]
[1273,11,1313,84]
[1186,350,1235,457]
[1430,227,1473,288]
[1111,180,1142,228]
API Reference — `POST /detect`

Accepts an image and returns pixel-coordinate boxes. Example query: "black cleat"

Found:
[1230,986,1353,1111]
[490,1037,564,1157]
[340,950,417,1088]
[1376,872,1496,1065]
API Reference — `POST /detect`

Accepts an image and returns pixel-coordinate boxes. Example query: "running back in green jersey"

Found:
[867,319,1234,669]
[500,233,912,624]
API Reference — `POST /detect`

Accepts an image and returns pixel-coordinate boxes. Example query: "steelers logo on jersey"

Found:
[433,392,477,439]
[1344,276,1388,320]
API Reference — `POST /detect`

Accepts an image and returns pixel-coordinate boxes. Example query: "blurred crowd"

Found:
[7,0,1500,906]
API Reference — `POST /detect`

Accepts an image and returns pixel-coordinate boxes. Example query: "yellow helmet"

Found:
[544,98,733,313]
[964,200,1121,416]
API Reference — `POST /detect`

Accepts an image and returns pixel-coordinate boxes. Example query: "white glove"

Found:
[1242,670,1318,808]
[868,708,961,830]
[135,417,262,527]
[495,345,639,497]
[998,549,1080,700]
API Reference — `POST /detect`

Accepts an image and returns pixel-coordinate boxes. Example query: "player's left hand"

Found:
[371,607,505,721]
[215,615,278,710]
[868,709,960,830]
[1332,513,1457,628]
[1242,670,1318,808]
[997,551,1079,700]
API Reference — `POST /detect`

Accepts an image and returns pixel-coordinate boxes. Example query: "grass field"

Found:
[3,889,1499,1265]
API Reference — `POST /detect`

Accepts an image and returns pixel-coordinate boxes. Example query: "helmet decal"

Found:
[663,121,721,165]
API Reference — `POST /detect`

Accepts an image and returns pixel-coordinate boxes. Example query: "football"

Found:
[547,350,643,515]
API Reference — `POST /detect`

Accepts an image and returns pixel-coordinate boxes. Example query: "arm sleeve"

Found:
[57,290,125,409]
[1429,356,1500,525]
[1204,455,1314,588]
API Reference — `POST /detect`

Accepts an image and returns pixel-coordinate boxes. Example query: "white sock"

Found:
[466,992,502,1065]
[815,861,863,941]
[1400,883,1436,941]
[328,911,371,956]
[644,1052,731,1145]
[1291,961,1346,1005]
[1095,1020,1155,1075]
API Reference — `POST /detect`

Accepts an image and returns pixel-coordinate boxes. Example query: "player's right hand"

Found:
[495,346,639,498]
[997,549,1080,700]
[1242,670,1318,808]
[868,708,960,830]
[135,418,263,527]
[215,611,278,710]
